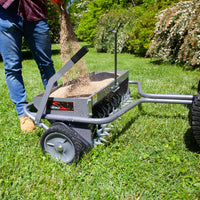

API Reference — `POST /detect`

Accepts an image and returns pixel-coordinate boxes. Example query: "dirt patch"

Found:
[50,72,115,98]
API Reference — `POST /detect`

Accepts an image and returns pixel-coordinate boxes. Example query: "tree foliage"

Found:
[47,1,60,43]
[147,0,200,68]
[73,0,181,56]
[128,0,181,56]
[94,8,132,53]
[75,0,133,43]
[47,0,200,68]
[68,0,89,29]
[128,6,158,56]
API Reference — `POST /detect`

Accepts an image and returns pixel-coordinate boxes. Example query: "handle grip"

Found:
[71,46,89,64]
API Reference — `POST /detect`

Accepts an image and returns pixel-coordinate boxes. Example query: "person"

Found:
[0,0,57,132]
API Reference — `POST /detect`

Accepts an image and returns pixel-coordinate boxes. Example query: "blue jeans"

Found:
[0,6,56,117]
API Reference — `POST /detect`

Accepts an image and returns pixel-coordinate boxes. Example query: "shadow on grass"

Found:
[150,58,194,71]
[107,114,140,145]
[150,59,164,65]
[140,108,200,154]
[139,106,189,120]
[107,104,200,154]
[150,59,172,65]
[184,128,200,153]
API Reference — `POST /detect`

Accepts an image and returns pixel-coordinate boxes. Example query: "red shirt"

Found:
[0,0,47,21]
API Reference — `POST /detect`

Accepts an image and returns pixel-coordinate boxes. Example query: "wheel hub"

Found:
[57,143,64,153]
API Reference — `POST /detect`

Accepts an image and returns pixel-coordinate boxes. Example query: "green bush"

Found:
[128,0,181,56]
[75,0,115,42]
[75,0,134,43]
[68,0,90,29]
[128,6,157,56]
[47,2,60,43]
[147,0,200,68]
[94,8,133,53]
[87,0,181,56]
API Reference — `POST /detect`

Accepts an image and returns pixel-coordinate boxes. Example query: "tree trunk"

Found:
[132,0,136,7]
[59,6,87,82]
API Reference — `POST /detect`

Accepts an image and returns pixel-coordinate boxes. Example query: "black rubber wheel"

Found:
[191,93,200,147]
[40,124,83,164]
[198,80,200,93]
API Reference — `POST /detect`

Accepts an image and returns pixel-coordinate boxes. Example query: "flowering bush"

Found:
[147,0,200,68]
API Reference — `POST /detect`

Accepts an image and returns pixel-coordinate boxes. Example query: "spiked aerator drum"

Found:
[24,32,199,164]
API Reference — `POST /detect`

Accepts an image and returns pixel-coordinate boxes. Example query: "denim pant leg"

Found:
[23,19,56,89]
[0,7,27,117]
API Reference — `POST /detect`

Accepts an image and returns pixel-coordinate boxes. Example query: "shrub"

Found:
[47,2,60,43]
[128,6,158,56]
[75,0,115,43]
[147,0,200,68]
[128,0,181,56]
[68,0,90,29]
[94,8,133,53]
[75,0,134,43]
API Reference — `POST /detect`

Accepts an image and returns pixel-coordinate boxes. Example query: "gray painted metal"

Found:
[34,46,89,125]
[33,70,129,118]
[24,96,192,126]
[23,77,194,147]
[23,45,195,147]
[129,81,194,100]
[24,74,194,127]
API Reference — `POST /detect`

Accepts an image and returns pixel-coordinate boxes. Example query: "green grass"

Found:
[1,43,200,199]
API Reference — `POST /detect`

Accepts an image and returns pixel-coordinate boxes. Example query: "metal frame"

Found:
[23,42,194,130]
[22,31,197,163]
[32,46,89,128]
[24,80,194,129]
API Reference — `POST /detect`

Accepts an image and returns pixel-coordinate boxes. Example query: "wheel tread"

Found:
[40,124,83,164]
[191,93,200,147]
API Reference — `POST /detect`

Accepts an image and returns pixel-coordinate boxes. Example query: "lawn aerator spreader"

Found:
[24,34,200,164]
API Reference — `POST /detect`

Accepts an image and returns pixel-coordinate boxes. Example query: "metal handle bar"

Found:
[34,46,89,125]
[129,80,194,100]
[24,87,193,129]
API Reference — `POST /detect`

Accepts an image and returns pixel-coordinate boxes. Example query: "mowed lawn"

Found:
[0,43,200,199]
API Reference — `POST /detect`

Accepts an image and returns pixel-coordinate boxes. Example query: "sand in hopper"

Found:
[50,72,115,98]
